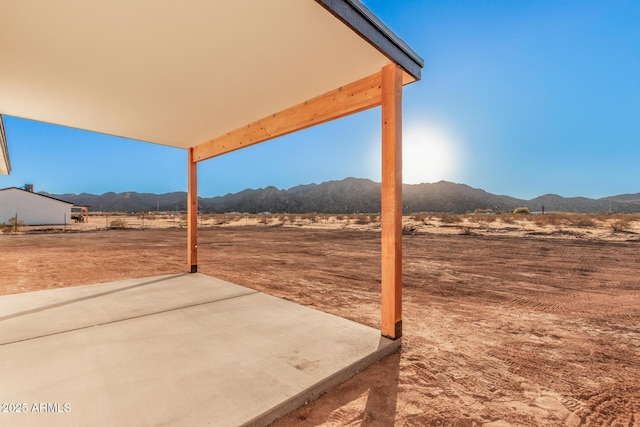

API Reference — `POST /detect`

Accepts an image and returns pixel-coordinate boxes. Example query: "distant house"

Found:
[0,187,72,225]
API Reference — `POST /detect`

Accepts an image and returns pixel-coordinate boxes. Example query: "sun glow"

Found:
[402,125,459,184]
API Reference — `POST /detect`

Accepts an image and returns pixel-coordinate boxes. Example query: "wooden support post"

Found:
[381,63,403,340]
[187,147,198,273]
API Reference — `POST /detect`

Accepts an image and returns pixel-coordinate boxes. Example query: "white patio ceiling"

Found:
[0,0,422,173]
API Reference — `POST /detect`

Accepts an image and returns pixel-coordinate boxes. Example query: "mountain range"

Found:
[44,178,640,214]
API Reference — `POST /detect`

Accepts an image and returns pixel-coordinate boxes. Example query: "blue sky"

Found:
[2,0,639,200]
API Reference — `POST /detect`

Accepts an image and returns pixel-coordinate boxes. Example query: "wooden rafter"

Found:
[192,71,383,162]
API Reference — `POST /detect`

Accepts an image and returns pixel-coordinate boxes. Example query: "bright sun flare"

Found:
[402,125,458,184]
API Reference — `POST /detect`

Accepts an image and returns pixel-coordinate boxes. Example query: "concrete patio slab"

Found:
[0,274,398,426]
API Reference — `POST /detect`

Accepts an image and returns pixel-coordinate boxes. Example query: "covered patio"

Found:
[0,0,422,424]
[0,273,399,426]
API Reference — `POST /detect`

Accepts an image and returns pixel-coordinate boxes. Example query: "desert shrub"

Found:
[440,214,462,224]
[533,214,550,227]
[610,219,631,232]
[472,214,497,223]
[474,208,493,214]
[297,213,318,223]
[402,224,416,235]
[335,215,344,221]
[571,215,596,228]
[219,214,231,225]
[459,227,475,235]
[109,218,127,229]
[410,214,433,224]
[0,217,24,233]
[512,207,531,215]
[534,214,562,227]
[501,215,515,224]
[355,214,370,225]
[5,217,25,232]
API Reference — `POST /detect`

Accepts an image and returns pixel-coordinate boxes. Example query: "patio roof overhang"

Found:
[0,0,423,340]
[0,0,421,156]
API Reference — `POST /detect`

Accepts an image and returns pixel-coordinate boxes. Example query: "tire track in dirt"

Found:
[4,228,640,426]
[490,345,593,398]
[508,295,569,314]
[578,385,640,426]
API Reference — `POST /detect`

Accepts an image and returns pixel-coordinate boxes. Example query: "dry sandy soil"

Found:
[1,222,639,426]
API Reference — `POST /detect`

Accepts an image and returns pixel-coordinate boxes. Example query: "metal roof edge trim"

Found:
[315,0,424,81]
[0,187,74,206]
[0,115,11,175]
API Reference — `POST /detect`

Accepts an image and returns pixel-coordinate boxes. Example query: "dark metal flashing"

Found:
[316,0,424,81]
[0,115,11,174]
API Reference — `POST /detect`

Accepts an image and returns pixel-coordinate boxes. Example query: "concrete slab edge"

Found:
[243,337,402,427]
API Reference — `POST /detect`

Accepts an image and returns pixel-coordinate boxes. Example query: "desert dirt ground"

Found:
[1,221,639,426]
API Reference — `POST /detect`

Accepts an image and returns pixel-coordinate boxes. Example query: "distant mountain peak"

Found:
[45,178,640,214]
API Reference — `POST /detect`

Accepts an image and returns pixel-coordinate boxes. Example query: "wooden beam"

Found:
[380,63,403,340]
[187,147,198,273]
[193,72,383,162]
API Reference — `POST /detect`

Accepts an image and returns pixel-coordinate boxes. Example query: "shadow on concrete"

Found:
[0,274,395,426]
[0,274,185,322]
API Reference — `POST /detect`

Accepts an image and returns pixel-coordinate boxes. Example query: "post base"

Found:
[382,320,402,340]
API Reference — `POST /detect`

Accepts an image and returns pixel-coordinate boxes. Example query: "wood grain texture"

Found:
[380,63,403,339]
[193,72,383,162]
[187,147,198,272]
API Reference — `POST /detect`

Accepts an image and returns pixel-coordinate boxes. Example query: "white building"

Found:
[0,187,72,225]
